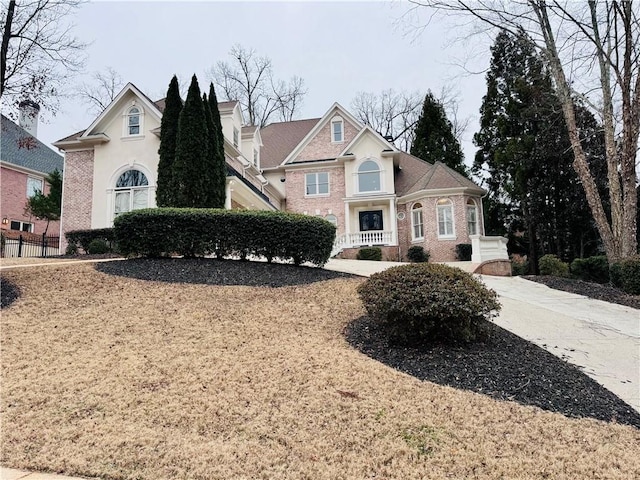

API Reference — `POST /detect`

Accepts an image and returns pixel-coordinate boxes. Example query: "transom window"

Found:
[26,177,43,197]
[331,117,343,143]
[305,172,329,196]
[467,199,478,235]
[437,198,454,237]
[359,210,383,231]
[114,169,149,217]
[357,160,381,193]
[127,107,141,135]
[411,203,424,240]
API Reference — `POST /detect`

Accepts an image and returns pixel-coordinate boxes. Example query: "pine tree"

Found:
[410,91,467,177]
[202,93,226,208]
[208,83,227,208]
[156,75,183,207]
[172,74,209,207]
[25,169,62,235]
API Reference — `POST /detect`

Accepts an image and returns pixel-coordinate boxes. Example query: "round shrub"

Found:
[357,263,501,345]
[357,247,382,261]
[610,255,640,295]
[570,256,609,284]
[510,257,529,276]
[538,254,569,277]
[87,238,110,254]
[407,245,430,263]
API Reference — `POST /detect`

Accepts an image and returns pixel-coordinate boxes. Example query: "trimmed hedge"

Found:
[570,256,609,284]
[610,256,640,295]
[407,245,430,263]
[65,228,115,253]
[357,247,382,261]
[357,263,500,345]
[113,208,336,266]
[538,254,569,277]
[455,243,472,261]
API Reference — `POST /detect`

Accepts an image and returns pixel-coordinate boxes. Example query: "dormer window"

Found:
[127,106,141,135]
[331,116,343,143]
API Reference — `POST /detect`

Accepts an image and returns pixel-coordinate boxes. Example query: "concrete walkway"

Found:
[2,257,638,480]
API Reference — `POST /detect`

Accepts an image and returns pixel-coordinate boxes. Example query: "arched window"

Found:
[357,160,381,193]
[411,203,424,240]
[437,198,454,237]
[127,106,141,135]
[467,199,478,235]
[325,214,338,226]
[114,169,149,217]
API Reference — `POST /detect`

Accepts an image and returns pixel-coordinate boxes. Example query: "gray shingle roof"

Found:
[1,114,63,174]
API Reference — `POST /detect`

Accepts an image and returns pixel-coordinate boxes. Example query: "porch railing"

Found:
[334,231,394,251]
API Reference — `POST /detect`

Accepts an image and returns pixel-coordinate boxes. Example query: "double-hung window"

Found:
[411,203,424,240]
[127,107,141,135]
[331,118,343,143]
[467,199,478,235]
[26,177,43,197]
[437,198,454,237]
[305,172,329,196]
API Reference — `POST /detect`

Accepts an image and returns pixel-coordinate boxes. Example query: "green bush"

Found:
[87,238,110,254]
[538,254,569,277]
[113,208,336,267]
[357,263,501,345]
[455,243,472,261]
[511,257,529,276]
[356,247,382,261]
[570,256,609,284]
[407,245,430,263]
[66,228,115,254]
[610,256,640,295]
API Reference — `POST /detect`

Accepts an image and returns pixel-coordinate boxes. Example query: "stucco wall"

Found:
[0,166,59,235]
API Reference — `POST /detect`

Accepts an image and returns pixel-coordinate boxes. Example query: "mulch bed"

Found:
[0,277,20,308]
[7,258,639,428]
[523,275,640,309]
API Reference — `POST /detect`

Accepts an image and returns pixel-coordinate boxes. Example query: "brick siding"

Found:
[295,119,359,162]
[60,150,94,250]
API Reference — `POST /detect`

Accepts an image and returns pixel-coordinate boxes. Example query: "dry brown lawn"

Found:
[1,263,639,479]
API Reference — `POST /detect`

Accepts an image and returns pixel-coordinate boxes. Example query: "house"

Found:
[54,83,500,263]
[1,102,64,236]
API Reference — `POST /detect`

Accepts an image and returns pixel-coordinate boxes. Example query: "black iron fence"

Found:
[1,232,60,258]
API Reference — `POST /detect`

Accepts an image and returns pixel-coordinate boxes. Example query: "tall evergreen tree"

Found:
[473,30,607,268]
[156,75,182,207]
[410,91,468,177]
[207,82,227,207]
[172,74,209,207]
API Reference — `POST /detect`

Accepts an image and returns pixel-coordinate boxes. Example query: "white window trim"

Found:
[123,104,144,138]
[411,203,424,241]
[467,199,479,236]
[331,116,344,143]
[10,220,34,233]
[436,198,456,239]
[108,164,155,223]
[305,171,330,197]
[356,159,384,194]
[26,176,43,198]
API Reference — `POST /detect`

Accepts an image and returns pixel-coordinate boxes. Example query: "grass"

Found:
[1,262,639,479]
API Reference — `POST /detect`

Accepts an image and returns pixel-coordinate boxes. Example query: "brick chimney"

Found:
[18,100,40,137]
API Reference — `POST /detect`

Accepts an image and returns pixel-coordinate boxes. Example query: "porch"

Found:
[338,195,398,251]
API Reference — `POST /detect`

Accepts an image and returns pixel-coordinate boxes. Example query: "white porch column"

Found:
[344,201,351,245]
[389,197,398,245]
[225,181,232,209]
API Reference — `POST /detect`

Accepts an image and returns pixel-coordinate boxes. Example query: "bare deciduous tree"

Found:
[78,66,124,115]
[208,44,307,127]
[408,0,639,261]
[1,0,86,117]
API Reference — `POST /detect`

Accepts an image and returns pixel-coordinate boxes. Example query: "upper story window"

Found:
[437,198,455,238]
[305,172,329,196]
[411,202,424,240]
[357,159,381,193]
[233,127,239,148]
[26,177,43,197]
[467,199,478,235]
[127,106,142,135]
[331,116,344,143]
[114,169,149,217]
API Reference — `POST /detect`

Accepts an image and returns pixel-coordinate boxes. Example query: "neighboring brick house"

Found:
[1,106,64,236]
[54,86,488,262]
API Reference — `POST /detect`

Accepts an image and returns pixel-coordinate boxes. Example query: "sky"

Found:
[34,0,494,166]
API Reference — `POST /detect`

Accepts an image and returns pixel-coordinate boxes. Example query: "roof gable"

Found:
[81,82,163,138]
[397,156,484,197]
[339,124,397,156]
[1,115,63,174]
[282,103,363,165]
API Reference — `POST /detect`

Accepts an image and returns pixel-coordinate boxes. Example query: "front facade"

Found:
[55,85,485,261]
[1,112,64,236]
